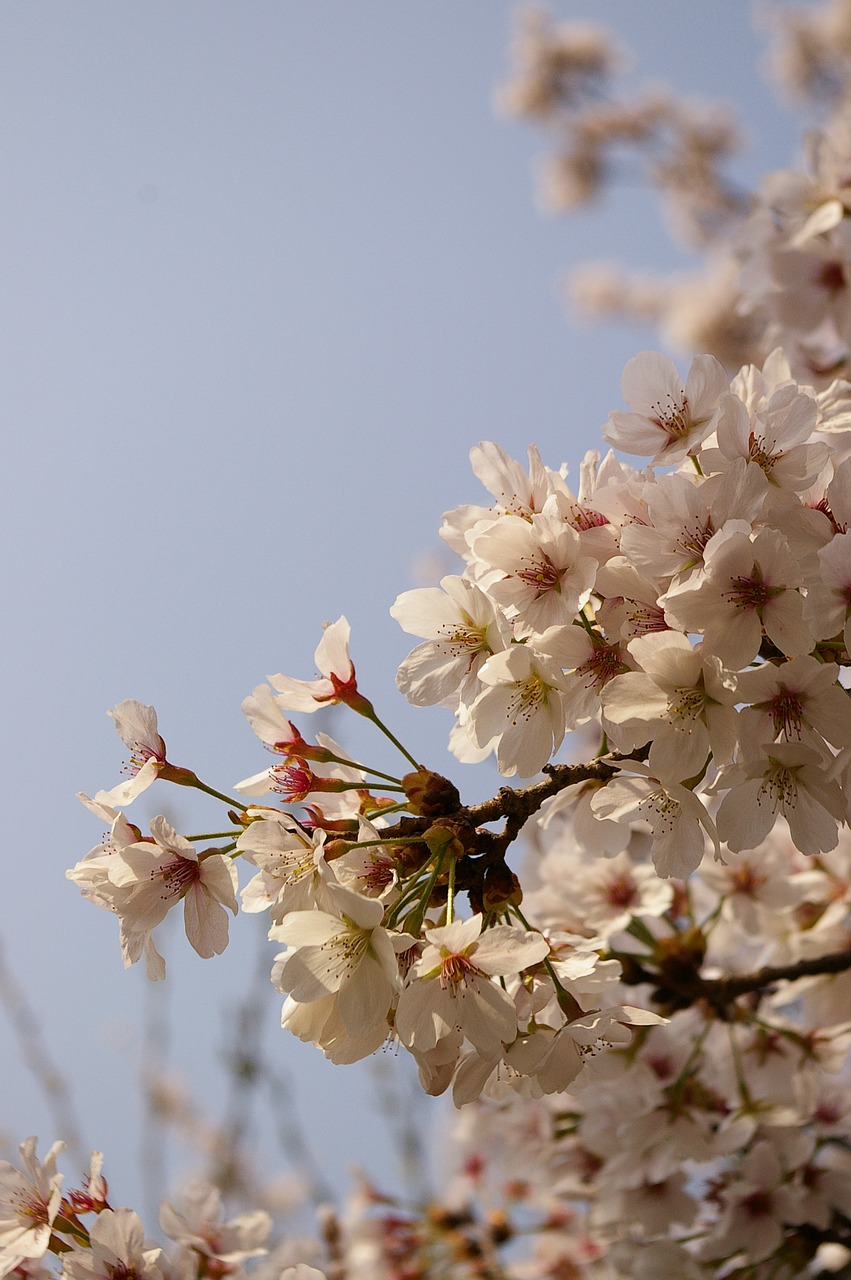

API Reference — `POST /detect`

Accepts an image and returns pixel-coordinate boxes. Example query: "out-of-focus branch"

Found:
[0,934,85,1165]
[619,944,851,1016]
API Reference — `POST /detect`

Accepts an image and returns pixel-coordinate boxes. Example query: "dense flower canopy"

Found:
[39,2,851,1277]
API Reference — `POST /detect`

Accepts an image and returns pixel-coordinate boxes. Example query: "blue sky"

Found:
[0,0,817,1219]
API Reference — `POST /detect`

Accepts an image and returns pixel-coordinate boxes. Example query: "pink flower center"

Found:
[723,567,782,613]
[758,766,797,814]
[570,504,608,531]
[651,392,689,441]
[747,431,782,473]
[767,688,804,738]
[10,1188,49,1225]
[505,676,548,726]
[729,864,764,896]
[159,856,201,900]
[677,518,714,562]
[439,952,479,990]
[670,687,705,720]
[516,554,562,596]
[273,762,315,800]
[625,601,667,635]
[818,259,847,293]
[603,874,637,908]
[740,1189,773,1219]
[436,623,489,673]
[576,643,624,689]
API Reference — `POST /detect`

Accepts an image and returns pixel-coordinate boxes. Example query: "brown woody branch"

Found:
[384,755,623,842]
[620,947,851,1016]
[383,759,851,1008]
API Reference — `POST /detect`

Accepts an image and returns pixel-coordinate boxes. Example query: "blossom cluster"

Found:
[60,5,851,1273]
[0,1140,324,1280]
[67,335,851,1272]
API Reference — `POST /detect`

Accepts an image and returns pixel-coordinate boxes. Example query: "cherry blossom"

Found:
[93,700,168,809]
[716,743,846,855]
[603,350,728,464]
[0,1138,64,1277]
[395,915,549,1061]
[591,760,719,877]
[269,617,367,714]
[62,1209,164,1280]
[107,816,239,960]
[271,885,402,1043]
[467,634,572,776]
[660,525,814,669]
[391,575,509,707]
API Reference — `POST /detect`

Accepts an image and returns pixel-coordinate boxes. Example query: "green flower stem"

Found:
[332,782,407,793]
[577,608,598,638]
[446,855,457,925]
[508,904,583,1019]
[185,776,249,812]
[668,1021,711,1100]
[385,877,431,929]
[187,831,242,841]
[625,916,658,948]
[320,753,403,785]
[355,703,423,772]
[727,1021,754,1109]
[199,843,236,859]
[352,836,429,850]
[402,853,446,936]
[366,801,408,816]
[509,903,534,930]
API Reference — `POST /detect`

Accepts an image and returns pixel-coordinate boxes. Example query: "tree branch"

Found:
[619,946,851,1015]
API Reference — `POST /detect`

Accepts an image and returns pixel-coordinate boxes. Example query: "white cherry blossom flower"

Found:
[440,441,563,554]
[395,915,549,1061]
[713,381,827,491]
[66,813,167,980]
[700,842,809,934]
[603,350,728,464]
[529,850,674,940]
[62,1209,164,1280]
[619,460,767,581]
[660,525,814,669]
[272,885,401,1040]
[93,700,168,809]
[601,631,739,781]
[468,635,572,776]
[716,742,846,855]
[159,1182,270,1264]
[736,654,851,752]
[108,816,239,960]
[470,502,598,637]
[594,557,669,642]
[591,760,719,878]
[699,1138,806,1264]
[391,575,509,707]
[236,815,337,921]
[269,616,365,713]
[0,1138,64,1277]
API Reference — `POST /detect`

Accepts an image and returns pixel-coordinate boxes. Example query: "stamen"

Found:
[439,952,478,990]
[769,689,804,739]
[516,554,562,597]
[651,391,689,441]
